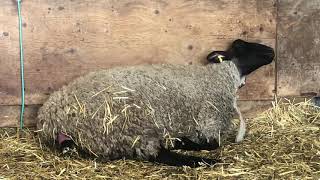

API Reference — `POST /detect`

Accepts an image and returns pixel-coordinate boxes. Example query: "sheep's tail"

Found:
[234,100,246,143]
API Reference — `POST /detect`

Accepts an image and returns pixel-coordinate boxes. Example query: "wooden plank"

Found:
[237,100,272,118]
[0,105,40,127]
[277,0,320,97]
[0,0,276,106]
[0,100,273,128]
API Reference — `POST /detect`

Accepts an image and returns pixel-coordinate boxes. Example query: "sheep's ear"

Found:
[207,51,232,63]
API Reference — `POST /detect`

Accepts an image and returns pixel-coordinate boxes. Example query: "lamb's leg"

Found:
[150,148,217,167]
[173,137,219,151]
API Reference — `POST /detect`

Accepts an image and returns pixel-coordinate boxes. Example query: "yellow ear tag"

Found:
[217,55,224,63]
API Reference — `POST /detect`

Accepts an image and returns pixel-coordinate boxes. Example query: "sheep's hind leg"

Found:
[150,148,218,167]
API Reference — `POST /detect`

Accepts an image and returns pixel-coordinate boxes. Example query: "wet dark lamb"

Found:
[37,39,274,167]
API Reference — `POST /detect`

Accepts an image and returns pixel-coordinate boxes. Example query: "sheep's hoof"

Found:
[62,147,71,154]
[56,133,77,155]
[235,136,244,143]
[60,139,76,155]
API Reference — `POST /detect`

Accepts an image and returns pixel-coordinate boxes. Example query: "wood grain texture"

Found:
[0,105,40,127]
[0,0,276,106]
[277,0,320,97]
[0,101,273,127]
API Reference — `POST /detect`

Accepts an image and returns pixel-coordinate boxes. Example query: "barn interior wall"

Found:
[0,0,318,127]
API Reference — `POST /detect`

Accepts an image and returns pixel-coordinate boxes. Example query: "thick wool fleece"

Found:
[37,61,241,160]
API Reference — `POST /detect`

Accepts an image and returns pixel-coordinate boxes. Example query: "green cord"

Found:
[17,0,25,129]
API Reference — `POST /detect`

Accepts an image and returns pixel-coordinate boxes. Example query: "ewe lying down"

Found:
[37,39,274,167]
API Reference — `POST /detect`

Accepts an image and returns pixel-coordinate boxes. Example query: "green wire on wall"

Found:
[17,0,25,129]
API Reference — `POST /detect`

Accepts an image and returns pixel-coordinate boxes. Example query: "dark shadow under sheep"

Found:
[37,39,274,167]
[312,96,320,107]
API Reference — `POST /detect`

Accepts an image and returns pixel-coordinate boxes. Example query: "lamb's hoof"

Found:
[57,133,77,155]
[60,139,77,155]
[62,146,72,154]
[61,145,78,156]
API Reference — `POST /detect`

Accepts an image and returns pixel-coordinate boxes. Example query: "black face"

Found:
[207,39,275,76]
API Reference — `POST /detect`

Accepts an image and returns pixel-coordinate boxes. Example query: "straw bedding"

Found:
[1,99,319,179]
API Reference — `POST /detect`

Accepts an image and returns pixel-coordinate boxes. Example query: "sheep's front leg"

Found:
[234,99,246,143]
[173,137,219,151]
[150,147,218,167]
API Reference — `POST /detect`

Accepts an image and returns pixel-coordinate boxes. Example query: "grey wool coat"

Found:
[37,61,241,160]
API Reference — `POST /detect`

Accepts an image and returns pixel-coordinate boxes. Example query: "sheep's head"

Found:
[207,39,274,76]
[207,39,274,88]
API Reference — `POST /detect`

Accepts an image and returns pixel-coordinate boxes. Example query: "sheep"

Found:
[36,39,275,167]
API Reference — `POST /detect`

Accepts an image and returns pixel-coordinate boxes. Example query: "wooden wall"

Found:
[277,0,320,97]
[0,0,318,127]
